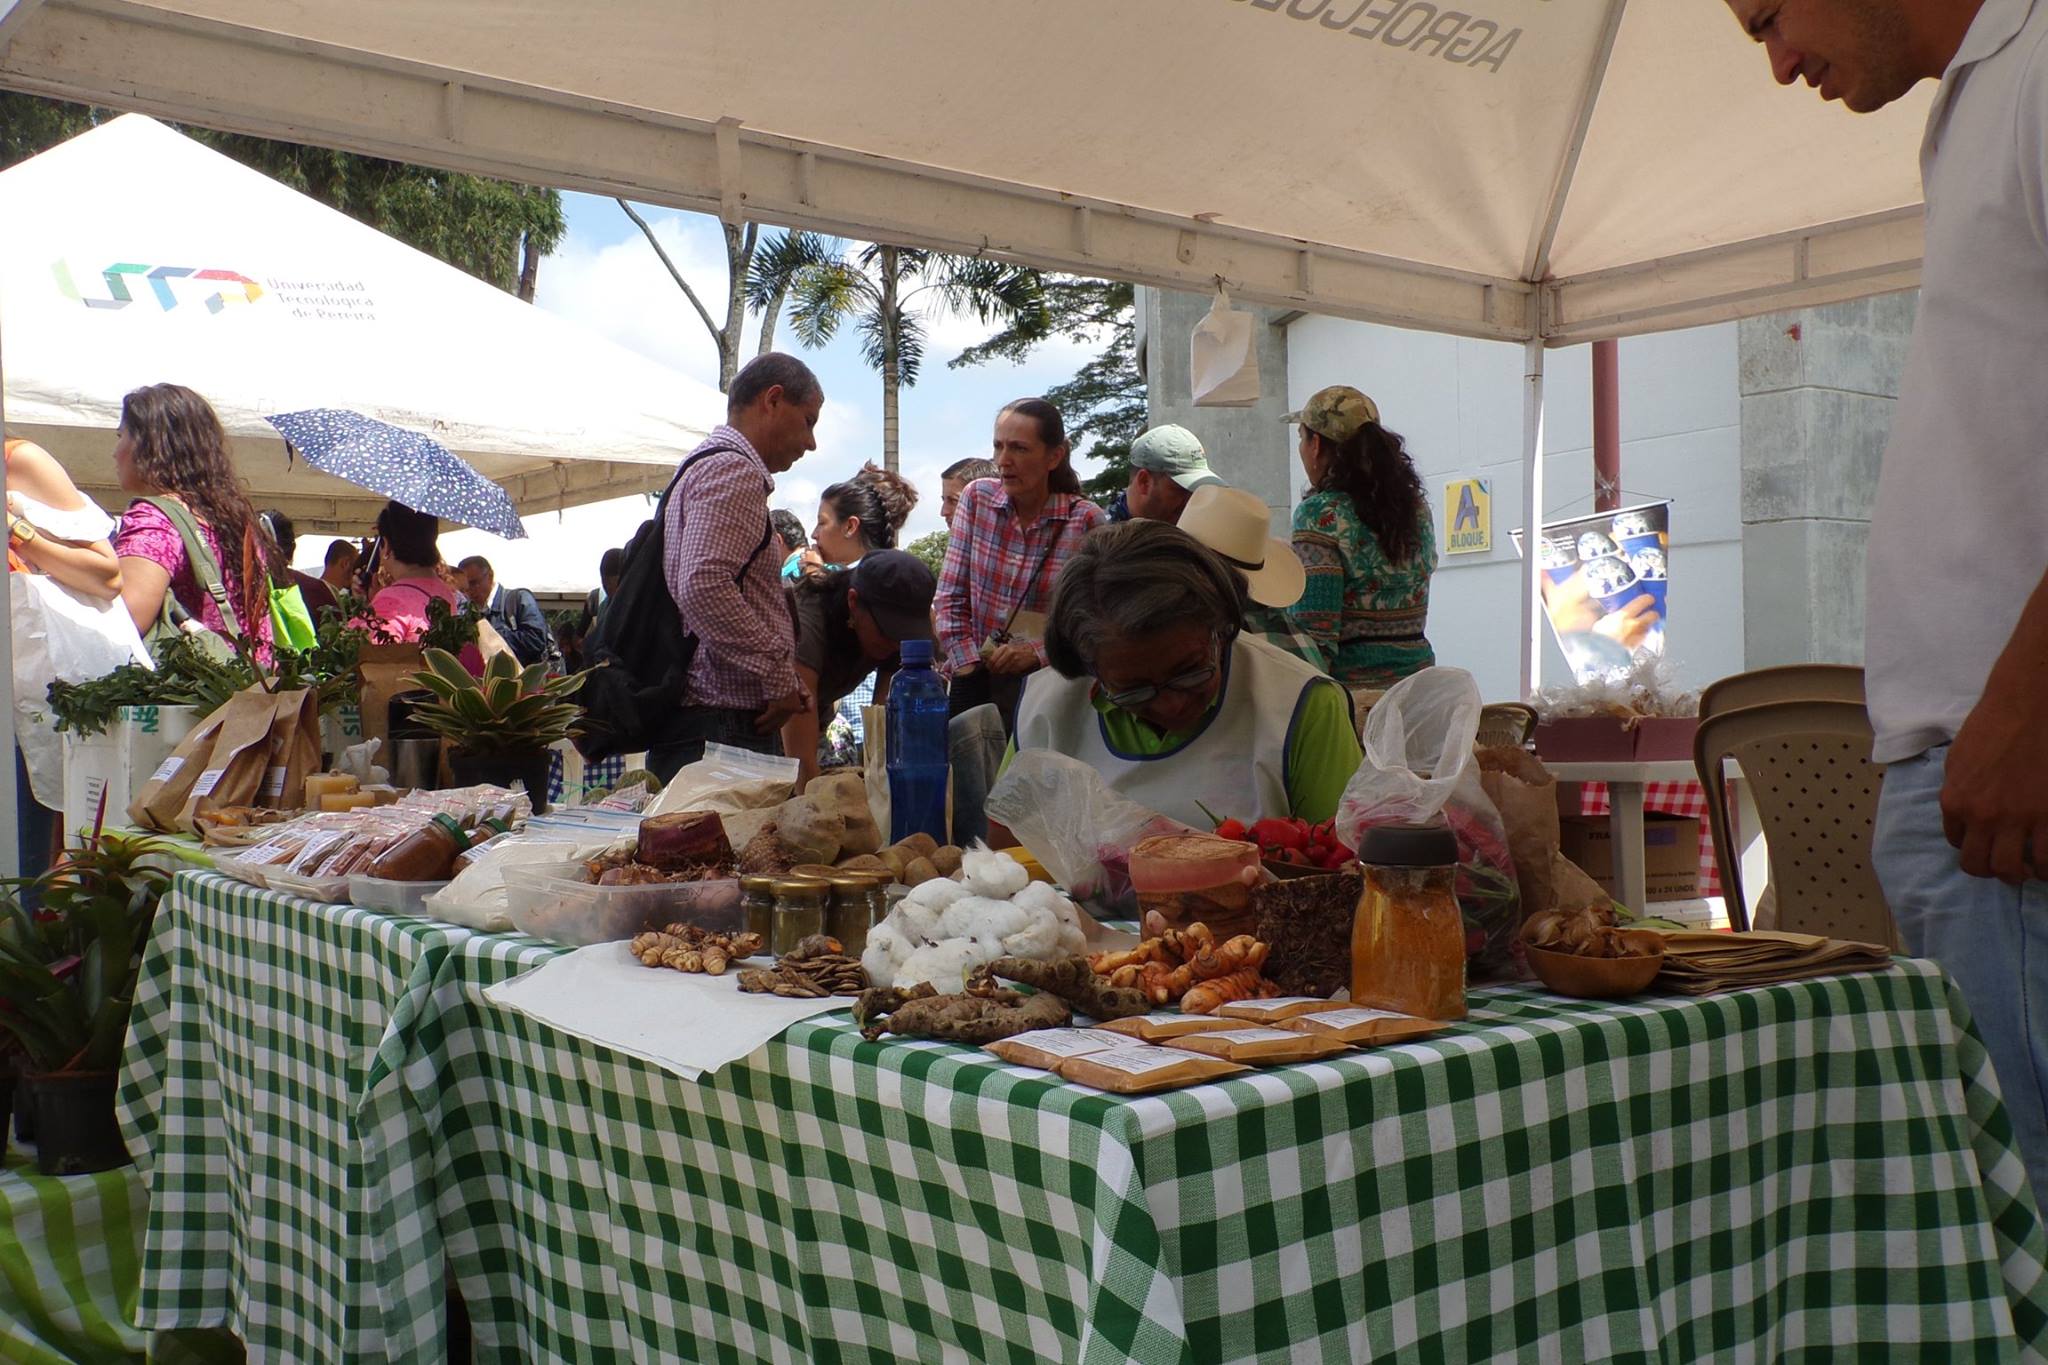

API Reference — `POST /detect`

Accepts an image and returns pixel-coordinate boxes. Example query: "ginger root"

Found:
[1181,967,1279,1015]
[970,956,1151,1021]
[855,981,1070,1042]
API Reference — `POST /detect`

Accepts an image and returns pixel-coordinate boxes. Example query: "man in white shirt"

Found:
[1724,0,2048,1209]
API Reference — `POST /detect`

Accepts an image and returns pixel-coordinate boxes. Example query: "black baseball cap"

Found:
[850,550,936,642]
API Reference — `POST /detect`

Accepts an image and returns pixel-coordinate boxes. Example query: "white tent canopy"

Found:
[0,0,1929,344]
[0,113,722,533]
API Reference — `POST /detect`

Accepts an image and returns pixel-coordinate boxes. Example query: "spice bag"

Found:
[127,686,318,833]
[1334,667,1520,979]
[985,750,1193,914]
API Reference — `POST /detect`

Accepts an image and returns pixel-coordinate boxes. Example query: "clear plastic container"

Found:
[348,874,452,919]
[502,865,746,946]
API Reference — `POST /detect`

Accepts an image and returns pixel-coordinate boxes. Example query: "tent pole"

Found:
[0,307,20,878]
[1519,337,1546,700]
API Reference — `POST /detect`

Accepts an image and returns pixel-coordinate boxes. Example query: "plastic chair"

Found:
[1687,663,1867,929]
[1692,698,1897,946]
[1476,702,1538,750]
[1699,664,1863,720]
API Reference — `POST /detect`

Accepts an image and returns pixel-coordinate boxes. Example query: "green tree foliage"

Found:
[951,278,1144,506]
[0,94,565,298]
[906,529,949,578]
[752,238,1048,471]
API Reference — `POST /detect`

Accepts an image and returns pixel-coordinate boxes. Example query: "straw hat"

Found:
[1178,486,1305,609]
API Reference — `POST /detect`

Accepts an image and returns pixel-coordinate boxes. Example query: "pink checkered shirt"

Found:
[934,478,1106,676]
[662,426,797,708]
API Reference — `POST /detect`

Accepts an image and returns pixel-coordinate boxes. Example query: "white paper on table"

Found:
[482,940,850,1081]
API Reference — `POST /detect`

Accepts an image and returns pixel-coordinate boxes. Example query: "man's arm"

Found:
[1942,567,2048,882]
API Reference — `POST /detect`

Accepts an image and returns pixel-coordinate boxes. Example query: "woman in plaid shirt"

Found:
[935,399,1106,732]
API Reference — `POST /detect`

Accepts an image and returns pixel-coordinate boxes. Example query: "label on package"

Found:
[189,767,227,799]
[149,757,184,786]
[1296,1008,1421,1030]
[1008,1029,1121,1060]
[1080,1047,1192,1076]
[260,765,288,800]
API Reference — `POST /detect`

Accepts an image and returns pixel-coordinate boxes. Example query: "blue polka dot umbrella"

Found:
[264,408,528,540]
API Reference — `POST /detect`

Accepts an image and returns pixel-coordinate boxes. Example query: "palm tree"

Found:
[748,238,1048,471]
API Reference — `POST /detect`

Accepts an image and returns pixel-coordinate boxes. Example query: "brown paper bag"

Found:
[357,641,426,751]
[1477,746,1559,921]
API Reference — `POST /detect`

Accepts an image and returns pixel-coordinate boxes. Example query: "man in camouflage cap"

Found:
[1282,385,1382,444]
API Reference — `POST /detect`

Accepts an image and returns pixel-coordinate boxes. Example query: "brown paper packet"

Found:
[357,641,426,751]
[1057,1044,1247,1093]
[1164,1027,1351,1065]
[1282,1007,1445,1046]
[1215,996,1351,1024]
[127,704,236,832]
[983,1028,1124,1071]
[1478,747,1559,924]
[1093,1014,1241,1042]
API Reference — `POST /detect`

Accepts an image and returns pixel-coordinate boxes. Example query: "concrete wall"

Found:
[1735,292,1915,667]
[1138,287,1295,523]
[1279,315,1746,701]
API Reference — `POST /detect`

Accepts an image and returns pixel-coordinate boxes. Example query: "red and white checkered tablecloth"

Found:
[1578,781,1724,898]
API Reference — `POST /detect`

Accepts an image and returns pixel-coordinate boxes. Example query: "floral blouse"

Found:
[1283,489,1436,689]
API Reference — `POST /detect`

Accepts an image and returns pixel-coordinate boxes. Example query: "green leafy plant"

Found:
[404,648,587,756]
[0,832,173,1075]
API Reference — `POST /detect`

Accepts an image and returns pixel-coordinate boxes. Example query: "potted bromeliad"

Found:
[405,648,587,813]
[0,831,172,1174]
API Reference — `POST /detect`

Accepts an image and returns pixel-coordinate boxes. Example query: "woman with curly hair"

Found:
[812,461,918,566]
[111,382,279,655]
[1283,385,1436,689]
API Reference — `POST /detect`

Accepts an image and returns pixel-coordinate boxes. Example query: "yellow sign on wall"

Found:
[1444,479,1491,555]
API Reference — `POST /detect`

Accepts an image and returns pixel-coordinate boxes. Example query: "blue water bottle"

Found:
[887,639,951,846]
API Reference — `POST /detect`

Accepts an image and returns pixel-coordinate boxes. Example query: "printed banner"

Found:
[1513,501,1669,683]
[1443,479,1491,555]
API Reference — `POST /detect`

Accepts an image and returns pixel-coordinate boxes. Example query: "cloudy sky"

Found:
[355,192,1108,593]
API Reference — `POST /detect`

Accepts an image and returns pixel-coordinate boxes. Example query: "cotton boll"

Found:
[999,907,1062,960]
[894,939,982,994]
[889,899,944,946]
[862,922,913,985]
[960,846,1031,901]
[906,876,971,912]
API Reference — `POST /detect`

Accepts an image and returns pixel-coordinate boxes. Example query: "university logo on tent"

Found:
[50,261,264,314]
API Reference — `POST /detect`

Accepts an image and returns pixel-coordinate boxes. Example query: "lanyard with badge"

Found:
[982,521,1065,657]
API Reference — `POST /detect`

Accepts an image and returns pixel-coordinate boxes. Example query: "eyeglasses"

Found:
[1101,662,1219,711]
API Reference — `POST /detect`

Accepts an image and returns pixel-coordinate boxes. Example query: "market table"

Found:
[121,870,2048,1363]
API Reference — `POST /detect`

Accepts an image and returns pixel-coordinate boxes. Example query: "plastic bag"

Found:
[985,750,1194,914]
[1334,667,1521,978]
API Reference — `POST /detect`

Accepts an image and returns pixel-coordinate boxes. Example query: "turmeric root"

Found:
[1181,968,1278,1015]
[971,956,1151,1021]
[855,982,1070,1042]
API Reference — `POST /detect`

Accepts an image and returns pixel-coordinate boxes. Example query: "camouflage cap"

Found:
[1282,385,1382,444]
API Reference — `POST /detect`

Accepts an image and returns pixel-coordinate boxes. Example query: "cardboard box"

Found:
[1558,812,1701,902]
[1534,715,1700,763]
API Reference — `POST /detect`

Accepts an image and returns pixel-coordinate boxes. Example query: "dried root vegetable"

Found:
[855,981,1071,1043]
[1181,968,1281,1015]
[630,925,766,975]
[970,956,1151,1021]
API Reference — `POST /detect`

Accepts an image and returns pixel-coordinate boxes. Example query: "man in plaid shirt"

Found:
[651,353,822,779]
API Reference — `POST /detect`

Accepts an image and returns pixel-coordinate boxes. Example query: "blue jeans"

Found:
[1876,746,2048,1213]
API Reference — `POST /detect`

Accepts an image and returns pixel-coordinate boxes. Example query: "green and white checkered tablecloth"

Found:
[121,870,2048,1363]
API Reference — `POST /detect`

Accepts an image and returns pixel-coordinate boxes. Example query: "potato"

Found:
[930,845,964,877]
[901,856,941,887]
[893,832,940,861]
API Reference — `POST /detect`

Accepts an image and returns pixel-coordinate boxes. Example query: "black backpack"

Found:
[574,446,773,760]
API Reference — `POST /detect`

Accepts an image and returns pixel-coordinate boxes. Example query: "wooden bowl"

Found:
[1524,943,1663,999]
